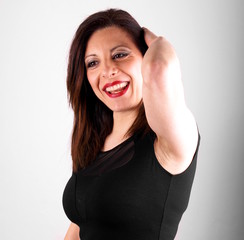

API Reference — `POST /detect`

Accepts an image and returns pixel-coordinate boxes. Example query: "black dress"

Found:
[63,131,200,240]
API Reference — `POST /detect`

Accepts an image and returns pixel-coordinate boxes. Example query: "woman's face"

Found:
[85,26,143,113]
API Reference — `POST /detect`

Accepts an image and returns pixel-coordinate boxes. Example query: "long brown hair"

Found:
[67,8,150,172]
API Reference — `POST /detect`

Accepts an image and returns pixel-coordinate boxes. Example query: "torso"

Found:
[63,131,200,240]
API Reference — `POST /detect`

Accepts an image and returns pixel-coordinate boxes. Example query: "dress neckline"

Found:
[101,135,134,154]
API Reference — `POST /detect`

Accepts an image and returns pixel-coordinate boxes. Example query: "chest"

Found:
[75,156,171,232]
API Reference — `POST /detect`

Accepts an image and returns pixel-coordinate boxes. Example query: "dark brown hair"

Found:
[67,8,150,172]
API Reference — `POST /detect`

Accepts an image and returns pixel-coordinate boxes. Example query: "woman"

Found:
[63,8,200,240]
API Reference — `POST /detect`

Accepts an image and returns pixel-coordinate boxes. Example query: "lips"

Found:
[102,81,129,98]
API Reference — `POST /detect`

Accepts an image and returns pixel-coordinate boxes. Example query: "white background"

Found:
[0,0,243,239]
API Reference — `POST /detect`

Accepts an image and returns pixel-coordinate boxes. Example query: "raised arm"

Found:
[142,28,198,175]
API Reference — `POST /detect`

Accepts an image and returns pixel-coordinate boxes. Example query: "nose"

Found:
[101,60,118,79]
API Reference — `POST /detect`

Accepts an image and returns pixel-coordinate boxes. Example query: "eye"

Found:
[112,52,129,60]
[86,60,98,69]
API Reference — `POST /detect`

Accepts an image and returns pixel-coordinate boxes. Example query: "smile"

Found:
[103,81,129,98]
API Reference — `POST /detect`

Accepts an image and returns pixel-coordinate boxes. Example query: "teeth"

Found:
[106,82,128,92]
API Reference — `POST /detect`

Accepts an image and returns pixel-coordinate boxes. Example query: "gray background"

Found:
[0,0,243,239]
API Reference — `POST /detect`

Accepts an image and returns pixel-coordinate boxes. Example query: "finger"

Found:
[143,27,158,47]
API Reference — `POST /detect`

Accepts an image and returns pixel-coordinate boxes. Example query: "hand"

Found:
[142,28,181,84]
[143,27,158,48]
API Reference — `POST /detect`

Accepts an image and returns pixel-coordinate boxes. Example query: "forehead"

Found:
[86,26,136,52]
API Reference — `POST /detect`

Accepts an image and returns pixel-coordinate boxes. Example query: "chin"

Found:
[110,102,142,113]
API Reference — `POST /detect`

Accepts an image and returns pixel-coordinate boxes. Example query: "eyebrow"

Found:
[84,54,97,60]
[110,44,130,52]
[85,44,130,60]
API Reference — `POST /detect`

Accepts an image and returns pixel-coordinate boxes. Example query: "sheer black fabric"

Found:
[81,136,135,176]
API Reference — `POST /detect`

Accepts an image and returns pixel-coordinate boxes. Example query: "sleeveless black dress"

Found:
[63,131,200,239]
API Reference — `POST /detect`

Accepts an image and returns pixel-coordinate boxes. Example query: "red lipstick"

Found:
[103,81,129,98]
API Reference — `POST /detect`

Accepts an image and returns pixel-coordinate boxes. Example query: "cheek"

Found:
[131,62,143,85]
[87,72,100,90]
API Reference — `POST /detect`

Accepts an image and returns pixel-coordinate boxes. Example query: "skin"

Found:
[85,27,143,113]
[66,26,198,238]
[142,27,198,175]
[64,222,79,240]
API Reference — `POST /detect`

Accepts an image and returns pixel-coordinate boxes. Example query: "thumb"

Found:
[143,27,158,47]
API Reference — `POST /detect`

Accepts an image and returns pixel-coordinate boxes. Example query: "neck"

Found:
[112,109,138,138]
[102,108,139,151]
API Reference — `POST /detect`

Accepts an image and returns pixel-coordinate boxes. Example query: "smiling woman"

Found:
[63,8,200,240]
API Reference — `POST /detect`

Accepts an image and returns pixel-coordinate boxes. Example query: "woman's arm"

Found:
[64,222,80,240]
[142,28,198,175]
